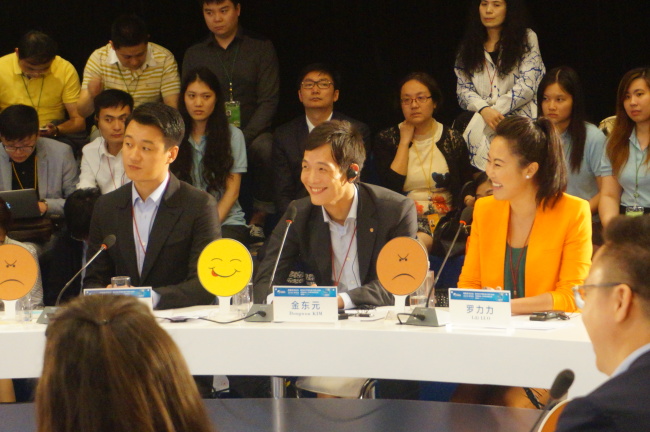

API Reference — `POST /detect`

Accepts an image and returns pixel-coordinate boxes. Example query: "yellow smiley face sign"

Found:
[198,239,253,297]
[0,244,38,301]
[376,237,429,296]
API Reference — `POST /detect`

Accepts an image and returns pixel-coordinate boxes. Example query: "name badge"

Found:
[273,286,338,322]
[224,101,241,128]
[84,287,154,309]
[448,288,511,328]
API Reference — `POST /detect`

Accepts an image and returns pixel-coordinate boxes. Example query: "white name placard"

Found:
[449,288,511,328]
[273,286,338,323]
[84,287,154,309]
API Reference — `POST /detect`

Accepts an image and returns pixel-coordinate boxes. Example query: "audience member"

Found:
[173,67,248,244]
[0,105,78,216]
[77,14,180,118]
[538,66,605,215]
[183,0,280,242]
[40,188,101,306]
[273,63,371,215]
[455,0,545,170]
[374,72,475,253]
[35,294,214,432]
[599,67,650,227]
[458,116,591,314]
[77,90,133,193]
[0,31,85,142]
[253,120,417,308]
[555,215,650,432]
[83,103,220,309]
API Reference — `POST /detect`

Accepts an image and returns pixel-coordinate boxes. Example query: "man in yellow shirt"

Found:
[0,31,85,141]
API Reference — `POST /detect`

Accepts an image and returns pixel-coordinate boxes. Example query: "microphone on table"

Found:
[424,205,474,308]
[528,369,575,432]
[246,204,297,322]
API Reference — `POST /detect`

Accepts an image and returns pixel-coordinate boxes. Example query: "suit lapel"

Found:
[309,207,332,284]
[140,176,181,283]
[116,188,140,285]
[356,185,377,282]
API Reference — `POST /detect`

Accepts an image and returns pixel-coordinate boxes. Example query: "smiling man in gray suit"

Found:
[83,103,220,309]
[255,120,416,308]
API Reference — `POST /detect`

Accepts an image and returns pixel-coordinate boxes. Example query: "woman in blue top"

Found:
[538,66,606,215]
[600,67,650,228]
[455,0,545,170]
[173,67,248,244]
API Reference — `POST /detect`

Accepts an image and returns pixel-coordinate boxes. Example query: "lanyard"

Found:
[11,156,38,191]
[21,75,45,111]
[216,43,240,101]
[507,214,534,298]
[412,122,437,192]
[117,64,141,96]
[132,205,148,257]
[330,225,358,287]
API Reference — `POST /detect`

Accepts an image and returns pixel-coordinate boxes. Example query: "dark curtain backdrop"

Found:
[1,0,649,134]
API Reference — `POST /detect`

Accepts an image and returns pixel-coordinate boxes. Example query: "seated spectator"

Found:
[454,0,545,170]
[77,90,133,193]
[0,105,78,217]
[273,63,371,215]
[374,72,475,253]
[459,116,592,314]
[40,188,100,306]
[173,67,248,244]
[599,67,650,228]
[556,215,650,431]
[0,31,85,144]
[35,294,214,432]
[77,14,180,117]
[183,0,280,243]
[538,66,605,215]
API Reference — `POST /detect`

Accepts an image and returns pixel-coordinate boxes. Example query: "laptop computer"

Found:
[0,189,41,219]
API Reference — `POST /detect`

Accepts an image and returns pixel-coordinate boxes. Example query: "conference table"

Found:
[3,398,542,432]
[0,306,606,398]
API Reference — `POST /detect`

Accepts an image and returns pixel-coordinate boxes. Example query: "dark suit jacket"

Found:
[272,112,372,214]
[253,183,417,306]
[83,174,221,309]
[556,350,650,432]
[39,230,84,306]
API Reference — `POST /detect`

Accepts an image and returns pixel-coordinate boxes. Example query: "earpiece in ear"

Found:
[346,166,359,180]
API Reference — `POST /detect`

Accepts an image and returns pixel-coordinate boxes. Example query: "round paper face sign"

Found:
[0,244,38,301]
[197,239,253,297]
[376,237,429,296]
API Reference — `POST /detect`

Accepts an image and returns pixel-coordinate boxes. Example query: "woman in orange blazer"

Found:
[458,116,592,314]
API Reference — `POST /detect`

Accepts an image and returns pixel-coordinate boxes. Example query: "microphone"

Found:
[266,203,297,301]
[55,234,117,306]
[528,369,575,432]
[425,206,473,308]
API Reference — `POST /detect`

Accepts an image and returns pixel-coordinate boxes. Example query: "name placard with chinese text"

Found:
[448,289,511,328]
[273,286,338,322]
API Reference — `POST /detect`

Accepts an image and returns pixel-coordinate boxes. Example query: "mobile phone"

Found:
[530,311,567,321]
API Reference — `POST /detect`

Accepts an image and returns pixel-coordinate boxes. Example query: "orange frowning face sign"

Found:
[0,244,37,301]
[376,237,429,296]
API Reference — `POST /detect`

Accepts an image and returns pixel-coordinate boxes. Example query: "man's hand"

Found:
[39,123,58,137]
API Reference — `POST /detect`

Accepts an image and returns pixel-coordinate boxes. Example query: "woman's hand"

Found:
[398,121,416,145]
[480,107,504,130]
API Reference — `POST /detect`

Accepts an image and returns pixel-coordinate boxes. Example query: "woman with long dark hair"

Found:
[538,66,606,214]
[455,0,545,170]
[36,295,214,432]
[458,116,592,315]
[600,67,650,227]
[173,67,248,243]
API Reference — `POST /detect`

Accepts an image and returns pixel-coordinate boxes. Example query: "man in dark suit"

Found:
[556,215,650,431]
[255,119,416,308]
[272,64,372,215]
[84,103,221,310]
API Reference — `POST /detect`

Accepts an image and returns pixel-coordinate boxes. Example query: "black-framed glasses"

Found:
[573,283,626,308]
[400,95,432,106]
[2,144,36,154]
[301,80,333,90]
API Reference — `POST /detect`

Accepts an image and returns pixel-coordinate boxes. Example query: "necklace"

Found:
[11,156,38,190]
